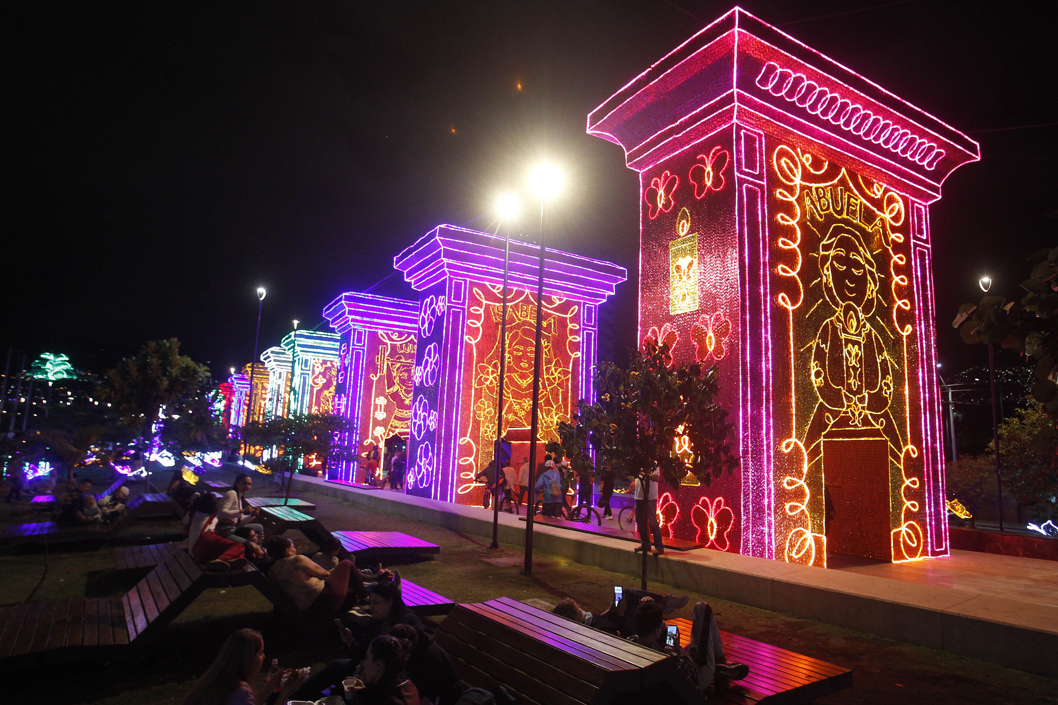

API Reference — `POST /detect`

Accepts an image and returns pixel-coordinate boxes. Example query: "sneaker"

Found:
[227,557,249,570]
[652,548,666,556]
[202,559,229,572]
[661,594,689,615]
[716,662,749,681]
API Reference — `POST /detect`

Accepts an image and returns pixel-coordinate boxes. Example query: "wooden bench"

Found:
[204,480,229,490]
[666,618,853,704]
[258,505,331,546]
[435,596,701,705]
[114,542,181,571]
[1,520,112,542]
[332,531,440,560]
[125,492,181,519]
[246,496,317,512]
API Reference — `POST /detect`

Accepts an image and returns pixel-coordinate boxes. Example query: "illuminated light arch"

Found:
[587,6,975,564]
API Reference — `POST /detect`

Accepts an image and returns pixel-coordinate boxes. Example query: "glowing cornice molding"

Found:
[261,346,292,372]
[280,329,341,360]
[393,224,628,305]
[322,292,419,335]
[586,7,979,195]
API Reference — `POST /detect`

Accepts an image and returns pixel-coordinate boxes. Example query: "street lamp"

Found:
[977,275,1004,531]
[489,193,520,550]
[243,287,267,460]
[524,163,564,576]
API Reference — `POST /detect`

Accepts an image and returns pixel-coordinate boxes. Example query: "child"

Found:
[312,534,342,570]
[82,495,102,522]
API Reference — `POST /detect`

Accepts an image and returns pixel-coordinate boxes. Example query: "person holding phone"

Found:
[629,598,749,696]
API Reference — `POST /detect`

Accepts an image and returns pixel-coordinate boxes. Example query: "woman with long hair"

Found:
[182,628,305,705]
[349,635,420,705]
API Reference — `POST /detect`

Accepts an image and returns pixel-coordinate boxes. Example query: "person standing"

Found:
[515,457,530,508]
[473,460,500,509]
[599,463,615,519]
[391,449,407,491]
[534,459,563,517]
[5,458,25,503]
[633,466,664,555]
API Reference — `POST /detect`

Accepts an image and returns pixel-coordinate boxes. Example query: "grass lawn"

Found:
[0,484,1054,704]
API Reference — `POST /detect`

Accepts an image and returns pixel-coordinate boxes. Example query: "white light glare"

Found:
[257,287,267,301]
[528,163,565,201]
[495,193,521,221]
[978,276,992,293]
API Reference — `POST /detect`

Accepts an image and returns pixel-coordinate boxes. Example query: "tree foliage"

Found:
[241,414,357,476]
[954,246,1058,421]
[554,340,738,490]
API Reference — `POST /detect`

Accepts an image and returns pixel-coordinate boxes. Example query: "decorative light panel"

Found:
[587,7,978,564]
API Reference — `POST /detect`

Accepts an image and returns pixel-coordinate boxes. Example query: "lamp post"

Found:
[937,364,958,463]
[979,275,1004,532]
[243,287,267,461]
[489,194,520,550]
[524,163,564,576]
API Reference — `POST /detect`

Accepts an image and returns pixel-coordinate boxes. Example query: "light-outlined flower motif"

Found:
[691,311,732,362]
[421,343,440,387]
[642,323,679,368]
[419,296,445,338]
[691,496,735,551]
[411,441,434,490]
[689,146,730,199]
[645,170,679,220]
[411,395,430,441]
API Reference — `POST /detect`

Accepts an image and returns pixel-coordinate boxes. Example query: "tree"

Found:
[954,246,1058,422]
[241,413,358,500]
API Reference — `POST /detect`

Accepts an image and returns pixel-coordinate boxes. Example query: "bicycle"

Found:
[568,502,602,525]
[617,505,636,533]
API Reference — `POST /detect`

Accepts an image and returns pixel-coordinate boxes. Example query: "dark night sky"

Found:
[5,1,1055,380]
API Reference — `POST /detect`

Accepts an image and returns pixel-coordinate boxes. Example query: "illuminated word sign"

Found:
[588,7,978,565]
[395,224,626,506]
[323,291,419,485]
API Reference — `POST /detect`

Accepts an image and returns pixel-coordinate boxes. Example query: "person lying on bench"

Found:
[265,536,368,620]
[552,588,689,637]
[629,598,749,695]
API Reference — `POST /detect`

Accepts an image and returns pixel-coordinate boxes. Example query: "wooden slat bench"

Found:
[29,478,126,508]
[114,542,181,571]
[204,480,229,490]
[1,520,112,542]
[258,505,331,546]
[125,492,181,519]
[246,496,317,512]
[332,531,440,560]
[666,618,853,704]
[435,596,702,705]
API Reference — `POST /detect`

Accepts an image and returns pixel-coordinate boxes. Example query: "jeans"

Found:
[634,498,664,552]
[216,521,264,543]
[686,601,725,690]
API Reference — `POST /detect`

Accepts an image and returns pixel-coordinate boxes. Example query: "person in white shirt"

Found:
[633,466,664,555]
[514,457,531,507]
[216,474,265,544]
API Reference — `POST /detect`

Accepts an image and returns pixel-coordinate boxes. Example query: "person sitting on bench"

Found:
[552,588,689,638]
[390,624,462,705]
[56,478,94,526]
[629,598,749,695]
[97,486,130,522]
[313,534,343,570]
[182,627,306,705]
[265,536,367,620]
[350,635,421,705]
[216,474,264,544]
[183,493,248,570]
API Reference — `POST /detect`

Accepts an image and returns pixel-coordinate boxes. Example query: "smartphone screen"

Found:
[613,586,623,604]
[666,624,679,647]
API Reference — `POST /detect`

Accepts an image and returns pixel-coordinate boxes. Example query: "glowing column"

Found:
[588,8,978,564]
[242,363,270,424]
[281,330,341,417]
[261,347,292,419]
[322,292,419,484]
[228,372,251,428]
[394,224,627,505]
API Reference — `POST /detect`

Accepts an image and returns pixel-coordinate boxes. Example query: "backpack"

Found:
[549,474,562,499]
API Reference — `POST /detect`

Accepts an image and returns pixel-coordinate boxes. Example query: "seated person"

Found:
[313,534,343,571]
[551,597,622,636]
[391,624,462,705]
[82,495,102,522]
[182,627,305,705]
[234,526,269,568]
[630,598,748,694]
[349,635,420,705]
[183,493,248,570]
[265,536,367,620]
[97,486,130,521]
[166,469,200,509]
[216,474,264,544]
[56,479,94,526]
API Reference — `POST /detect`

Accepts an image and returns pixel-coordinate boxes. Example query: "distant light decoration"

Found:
[1027,520,1057,537]
[281,329,341,417]
[587,7,977,565]
[261,347,293,420]
[26,461,53,480]
[181,467,199,484]
[946,498,971,519]
[322,292,419,484]
[394,224,626,505]
[29,353,76,382]
[151,450,177,467]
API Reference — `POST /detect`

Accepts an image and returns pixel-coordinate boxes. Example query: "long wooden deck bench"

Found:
[125,492,181,519]
[435,596,701,705]
[30,478,126,508]
[114,542,181,571]
[246,496,317,512]
[258,505,331,546]
[665,618,853,705]
[332,531,440,561]
[1,520,113,543]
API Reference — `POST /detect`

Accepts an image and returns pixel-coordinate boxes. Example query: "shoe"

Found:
[202,559,229,572]
[716,662,749,681]
[652,548,666,556]
[227,557,249,570]
[634,545,647,553]
[661,594,689,616]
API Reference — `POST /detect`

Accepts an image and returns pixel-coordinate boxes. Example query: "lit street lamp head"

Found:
[495,193,521,222]
[293,319,299,330]
[257,287,267,301]
[978,276,992,293]
[528,163,564,202]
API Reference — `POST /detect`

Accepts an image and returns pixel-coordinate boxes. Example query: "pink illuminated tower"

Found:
[588,8,978,564]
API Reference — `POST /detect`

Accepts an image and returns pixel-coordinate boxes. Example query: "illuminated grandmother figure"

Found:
[394,225,627,506]
[588,8,978,564]
[322,292,419,485]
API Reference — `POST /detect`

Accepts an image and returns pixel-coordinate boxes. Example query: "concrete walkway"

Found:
[289,474,1058,678]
